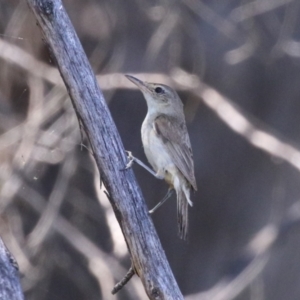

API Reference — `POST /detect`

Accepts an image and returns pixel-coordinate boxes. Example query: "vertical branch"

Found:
[0,238,23,300]
[25,0,183,299]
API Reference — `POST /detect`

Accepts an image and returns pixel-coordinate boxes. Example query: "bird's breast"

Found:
[141,120,173,174]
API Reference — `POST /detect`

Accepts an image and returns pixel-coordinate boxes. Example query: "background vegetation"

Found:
[1,0,300,299]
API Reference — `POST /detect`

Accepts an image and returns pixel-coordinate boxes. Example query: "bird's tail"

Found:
[177,186,192,240]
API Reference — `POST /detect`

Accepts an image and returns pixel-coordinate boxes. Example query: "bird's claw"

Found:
[125,151,134,169]
[121,151,134,171]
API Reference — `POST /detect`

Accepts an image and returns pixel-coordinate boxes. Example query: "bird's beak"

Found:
[125,75,150,93]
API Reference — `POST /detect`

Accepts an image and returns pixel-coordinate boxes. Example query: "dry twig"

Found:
[26,0,183,299]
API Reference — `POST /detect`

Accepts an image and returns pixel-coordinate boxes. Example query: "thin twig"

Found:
[111,266,135,294]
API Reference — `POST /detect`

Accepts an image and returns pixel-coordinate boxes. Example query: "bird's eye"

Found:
[155,87,164,94]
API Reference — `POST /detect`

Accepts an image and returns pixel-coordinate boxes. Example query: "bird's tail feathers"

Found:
[177,188,189,240]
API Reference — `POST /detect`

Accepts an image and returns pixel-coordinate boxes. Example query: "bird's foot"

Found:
[124,151,134,169]
[120,151,135,171]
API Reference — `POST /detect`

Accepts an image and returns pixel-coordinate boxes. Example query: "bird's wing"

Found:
[154,114,197,191]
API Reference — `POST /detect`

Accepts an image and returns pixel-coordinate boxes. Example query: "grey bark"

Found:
[25,0,184,299]
[0,238,24,300]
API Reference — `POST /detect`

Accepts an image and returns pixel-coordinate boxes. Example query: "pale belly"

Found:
[141,121,176,185]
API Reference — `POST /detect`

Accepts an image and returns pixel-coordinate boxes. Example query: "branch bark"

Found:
[26,1,183,299]
[0,238,23,300]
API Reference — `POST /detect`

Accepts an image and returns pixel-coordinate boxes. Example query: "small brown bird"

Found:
[125,75,197,240]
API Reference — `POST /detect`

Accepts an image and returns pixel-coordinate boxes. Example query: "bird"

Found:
[125,75,197,240]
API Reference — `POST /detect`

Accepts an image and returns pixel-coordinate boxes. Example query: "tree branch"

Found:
[0,238,23,300]
[25,0,183,299]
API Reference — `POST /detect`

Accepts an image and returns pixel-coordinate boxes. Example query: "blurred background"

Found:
[1,0,300,299]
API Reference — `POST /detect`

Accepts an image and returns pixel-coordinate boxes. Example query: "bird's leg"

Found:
[149,188,174,214]
[123,151,163,179]
[124,152,173,213]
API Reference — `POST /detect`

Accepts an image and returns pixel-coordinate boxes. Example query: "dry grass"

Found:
[1,1,300,299]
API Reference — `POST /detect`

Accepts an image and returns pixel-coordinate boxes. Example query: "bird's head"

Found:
[125,75,183,116]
